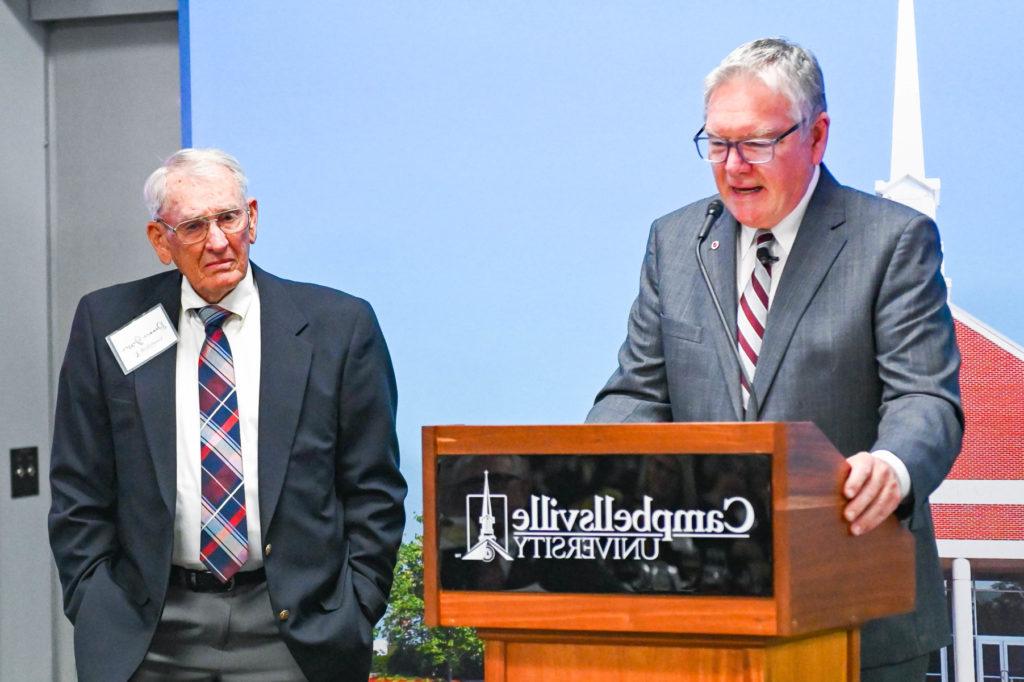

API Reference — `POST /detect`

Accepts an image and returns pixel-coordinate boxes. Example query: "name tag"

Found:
[105,304,178,374]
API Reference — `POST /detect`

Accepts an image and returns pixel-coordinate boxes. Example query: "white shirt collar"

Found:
[738,164,820,257]
[180,266,256,321]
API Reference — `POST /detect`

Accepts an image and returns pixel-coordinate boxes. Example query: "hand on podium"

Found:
[842,451,903,536]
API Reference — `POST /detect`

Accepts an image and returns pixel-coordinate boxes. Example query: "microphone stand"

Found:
[694,201,760,421]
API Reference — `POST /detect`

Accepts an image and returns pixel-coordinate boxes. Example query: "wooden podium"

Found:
[422,423,915,682]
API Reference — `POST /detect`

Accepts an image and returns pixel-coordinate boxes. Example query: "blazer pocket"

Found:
[661,315,703,343]
[320,542,352,612]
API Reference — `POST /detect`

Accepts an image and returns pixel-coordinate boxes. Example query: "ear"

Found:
[246,198,259,244]
[810,111,830,165]
[147,221,174,265]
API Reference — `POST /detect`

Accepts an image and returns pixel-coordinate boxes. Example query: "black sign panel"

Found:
[436,454,772,597]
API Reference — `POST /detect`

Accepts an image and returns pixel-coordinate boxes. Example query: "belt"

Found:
[169,566,266,593]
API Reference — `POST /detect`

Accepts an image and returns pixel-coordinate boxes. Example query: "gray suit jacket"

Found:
[49,264,407,682]
[587,167,962,667]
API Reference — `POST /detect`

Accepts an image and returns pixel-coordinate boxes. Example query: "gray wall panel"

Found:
[0,1,56,680]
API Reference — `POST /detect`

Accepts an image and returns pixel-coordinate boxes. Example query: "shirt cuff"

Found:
[871,450,911,501]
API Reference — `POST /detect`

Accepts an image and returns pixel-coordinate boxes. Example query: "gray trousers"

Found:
[131,580,307,681]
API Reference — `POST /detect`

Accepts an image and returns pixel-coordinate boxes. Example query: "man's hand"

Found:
[843,451,902,536]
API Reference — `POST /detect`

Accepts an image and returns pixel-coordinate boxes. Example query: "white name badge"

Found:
[105,304,178,374]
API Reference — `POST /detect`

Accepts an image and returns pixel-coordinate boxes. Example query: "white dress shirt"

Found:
[733,165,911,500]
[172,268,264,570]
[734,165,819,302]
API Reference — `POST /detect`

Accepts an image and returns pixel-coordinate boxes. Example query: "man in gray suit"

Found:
[587,38,962,680]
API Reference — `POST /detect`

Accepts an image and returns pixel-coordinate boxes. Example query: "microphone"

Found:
[696,199,725,243]
[693,198,759,420]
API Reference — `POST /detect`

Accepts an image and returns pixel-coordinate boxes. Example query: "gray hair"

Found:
[143,148,249,217]
[704,38,826,128]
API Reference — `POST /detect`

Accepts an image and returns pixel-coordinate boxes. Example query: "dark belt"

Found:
[169,566,266,593]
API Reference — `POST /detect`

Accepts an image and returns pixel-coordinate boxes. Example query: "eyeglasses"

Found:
[693,122,801,165]
[155,207,250,245]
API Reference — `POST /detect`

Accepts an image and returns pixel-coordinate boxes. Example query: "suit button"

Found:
[264,544,272,557]
[279,609,290,622]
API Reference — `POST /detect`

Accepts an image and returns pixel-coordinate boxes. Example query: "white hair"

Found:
[704,38,827,128]
[143,148,248,217]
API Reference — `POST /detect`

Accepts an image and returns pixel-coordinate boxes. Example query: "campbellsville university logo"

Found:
[461,470,756,563]
[462,471,514,561]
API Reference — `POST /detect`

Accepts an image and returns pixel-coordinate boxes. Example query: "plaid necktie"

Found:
[197,305,248,581]
[737,230,775,410]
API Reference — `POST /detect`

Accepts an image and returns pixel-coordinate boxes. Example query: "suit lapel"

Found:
[133,271,183,516]
[252,265,312,533]
[751,168,847,417]
[701,212,744,420]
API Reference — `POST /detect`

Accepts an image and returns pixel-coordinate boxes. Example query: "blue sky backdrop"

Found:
[186,2,1023,524]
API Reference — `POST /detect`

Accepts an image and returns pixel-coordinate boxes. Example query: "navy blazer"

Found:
[49,264,407,682]
[588,167,963,668]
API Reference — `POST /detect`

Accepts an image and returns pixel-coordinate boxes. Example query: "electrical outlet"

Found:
[10,447,39,498]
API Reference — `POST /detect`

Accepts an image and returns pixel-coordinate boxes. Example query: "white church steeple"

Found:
[875,0,941,219]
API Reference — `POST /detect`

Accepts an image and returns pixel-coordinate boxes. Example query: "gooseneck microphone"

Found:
[693,200,760,420]
[697,199,725,241]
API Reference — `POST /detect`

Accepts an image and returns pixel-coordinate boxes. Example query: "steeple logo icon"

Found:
[463,470,513,562]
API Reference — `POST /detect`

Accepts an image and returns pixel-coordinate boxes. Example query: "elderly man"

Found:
[49,148,406,682]
[587,39,961,680]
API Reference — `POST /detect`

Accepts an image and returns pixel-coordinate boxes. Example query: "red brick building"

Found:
[927,305,1024,680]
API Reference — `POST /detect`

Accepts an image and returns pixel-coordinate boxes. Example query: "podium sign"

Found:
[423,423,915,682]
[436,453,773,596]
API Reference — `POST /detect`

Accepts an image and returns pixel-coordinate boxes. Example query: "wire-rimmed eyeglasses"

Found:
[155,207,251,245]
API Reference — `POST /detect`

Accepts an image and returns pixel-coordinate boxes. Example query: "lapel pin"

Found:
[710,240,720,250]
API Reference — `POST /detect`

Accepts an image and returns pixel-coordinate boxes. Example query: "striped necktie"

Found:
[737,230,776,410]
[197,305,248,581]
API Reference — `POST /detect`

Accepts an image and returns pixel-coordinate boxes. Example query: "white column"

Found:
[951,558,975,681]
